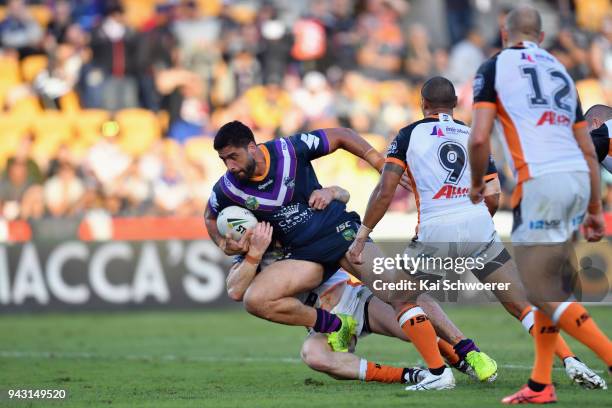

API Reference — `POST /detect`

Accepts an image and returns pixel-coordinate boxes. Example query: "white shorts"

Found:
[512,172,589,244]
[404,209,506,280]
[307,283,373,339]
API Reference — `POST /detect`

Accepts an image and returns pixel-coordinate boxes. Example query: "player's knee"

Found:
[243,288,269,318]
[300,342,331,372]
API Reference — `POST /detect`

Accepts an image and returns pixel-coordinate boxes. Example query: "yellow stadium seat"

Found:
[577,79,606,111]
[32,111,73,145]
[28,5,52,28]
[9,95,42,117]
[123,1,155,29]
[59,91,81,114]
[72,109,110,145]
[0,115,30,159]
[21,54,48,83]
[115,108,161,155]
[0,6,6,21]
[0,56,21,85]
[197,0,222,16]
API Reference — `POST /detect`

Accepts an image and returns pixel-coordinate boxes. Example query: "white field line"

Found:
[0,350,603,373]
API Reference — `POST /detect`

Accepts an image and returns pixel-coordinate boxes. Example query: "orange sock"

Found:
[554,335,574,360]
[519,305,574,360]
[364,361,404,383]
[437,338,460,365]
[554,302,612,366]
[530,310,558,385]
[398,306,445,369]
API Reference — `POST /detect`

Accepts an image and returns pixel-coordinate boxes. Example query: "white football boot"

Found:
[405,367,456,391]
[564,357,607,389]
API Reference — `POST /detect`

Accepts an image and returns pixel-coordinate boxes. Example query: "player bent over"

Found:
[469,6,611,403]
[585,104,612,173]
[227,221,476,385]
[347,76,605,390]
[205,121,485,390]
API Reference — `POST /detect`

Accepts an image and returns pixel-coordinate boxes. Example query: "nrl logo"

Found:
[245,196,259,210]
[342,228,356,241]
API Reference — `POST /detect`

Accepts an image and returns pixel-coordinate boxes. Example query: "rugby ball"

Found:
[217,206,258,241]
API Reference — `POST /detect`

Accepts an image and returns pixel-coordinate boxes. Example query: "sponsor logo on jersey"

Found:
[245,196,259,210]
[432,184,470,199]
[529,219,561,230]
[300,133,320,150]
[430,126,445,137]
[521,52,535,63]
[536,111,571,127]
[278,204,300,218]
[473,73,484,96]
[257,179,274,190]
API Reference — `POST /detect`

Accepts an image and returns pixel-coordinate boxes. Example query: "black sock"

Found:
[527,378,546,392]
[429,365,445,376]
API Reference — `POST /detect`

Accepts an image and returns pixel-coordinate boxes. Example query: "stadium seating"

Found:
[115,108,162,155]
[21,55,48,83]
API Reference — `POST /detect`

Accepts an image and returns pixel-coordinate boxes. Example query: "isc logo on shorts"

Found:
[529,219,561,230]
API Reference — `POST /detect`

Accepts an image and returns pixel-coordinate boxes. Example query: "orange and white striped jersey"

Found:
[473,41,588,206]
[385,113,497,226]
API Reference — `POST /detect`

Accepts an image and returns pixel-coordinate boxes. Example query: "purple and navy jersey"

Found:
[208,130,350,247]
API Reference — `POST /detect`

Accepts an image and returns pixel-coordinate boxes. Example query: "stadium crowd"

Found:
[0,0,611,220]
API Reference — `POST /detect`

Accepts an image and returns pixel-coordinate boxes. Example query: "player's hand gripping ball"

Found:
[217,206,258,241]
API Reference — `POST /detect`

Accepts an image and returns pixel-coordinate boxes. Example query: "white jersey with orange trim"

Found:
[385,113,498,225]
[473,41,588,204]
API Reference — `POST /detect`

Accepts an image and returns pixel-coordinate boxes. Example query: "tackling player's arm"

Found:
[483,177,501,216]
[573,124,605,242]
[346,162,403,264]
[204,202,251,256]
[308,185,351,210]
[226,222,273,301]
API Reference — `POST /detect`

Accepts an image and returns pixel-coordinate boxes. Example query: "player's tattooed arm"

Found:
[468,107,496,203]
[347,163,402,263]
[204,203,251,255]
[323,128,385,172]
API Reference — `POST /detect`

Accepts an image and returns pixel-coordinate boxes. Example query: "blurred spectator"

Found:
[0,0,43,57]
[292,71,335,122]
[291,0,329,71]
[116,161,152,216]
[356,0,406,80]
[590,15,612,90]
[44,163,84,217]
[85,122,131,192]
[445,0,472,46]
[0,159,38,220]
[405,24,434,84]
[46,0,72,45]
[153,158,190,215]
[137,3,178,111]
[87,3,138,111]
[446,28,486,87]
[327,0,359,70]
[5,135,43,185]
[549,29,590,81]
[34,43,82,108]
[243,75,293,135]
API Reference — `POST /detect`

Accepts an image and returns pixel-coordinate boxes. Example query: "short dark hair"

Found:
[214,121,256,150]
[421,76,457,109]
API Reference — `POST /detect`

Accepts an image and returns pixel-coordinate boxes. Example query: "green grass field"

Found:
[1,306,610,407]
